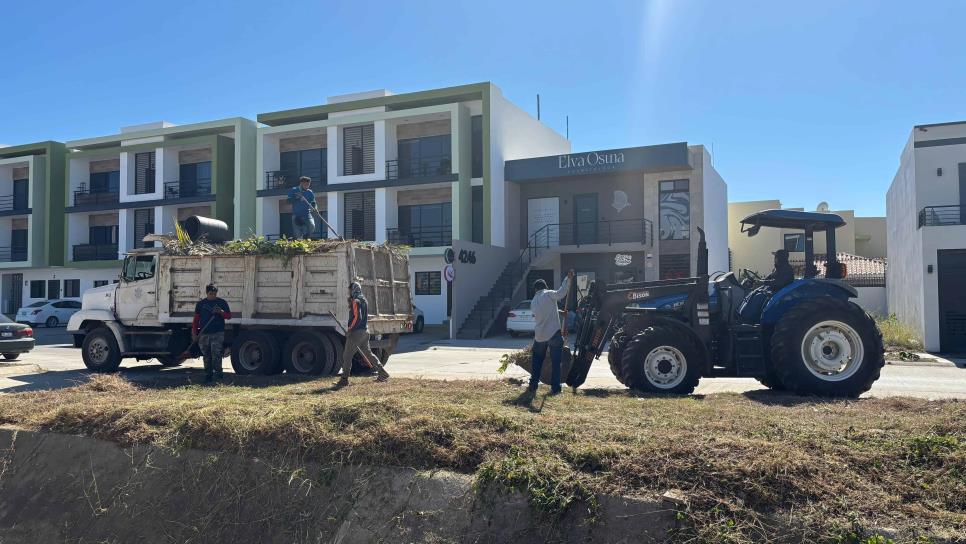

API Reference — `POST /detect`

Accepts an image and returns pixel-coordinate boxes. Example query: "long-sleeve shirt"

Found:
[347,295,368,332]
[193,298,232,335]
[287,187,317,219]
[530,277,571,343]
[764,263,794,291]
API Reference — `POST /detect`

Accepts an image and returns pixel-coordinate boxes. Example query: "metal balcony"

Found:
[386,154,452,181]
[529,218,655,248]
[73,188,119,207]
[0,193,29,213]
[0,246,28,263]
[387,226,453,248]
[73,243,119,262]
[918,205,966,228]
[164,179,212,199]
[265,170,326,190]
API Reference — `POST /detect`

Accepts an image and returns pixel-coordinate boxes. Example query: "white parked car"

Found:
[412,305,425,333]
[16,299,82,328]
[506,300,535,337]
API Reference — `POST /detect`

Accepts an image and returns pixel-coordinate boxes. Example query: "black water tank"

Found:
[181,216,232,243]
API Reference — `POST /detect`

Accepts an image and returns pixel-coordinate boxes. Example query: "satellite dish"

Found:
[817,201,830,213]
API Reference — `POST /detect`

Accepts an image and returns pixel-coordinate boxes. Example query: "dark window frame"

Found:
[342,125,375,175]
[64,279,81,298]
[29,280,45,299]
[280,147,327,185]
[659,179,691,241]
[783,233,805,252]
[415,271,442,296]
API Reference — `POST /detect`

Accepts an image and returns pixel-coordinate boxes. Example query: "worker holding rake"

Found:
[192,284,232,384]
[336,282,389,387]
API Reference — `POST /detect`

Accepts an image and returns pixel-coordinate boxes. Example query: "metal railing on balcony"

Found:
[164,179,212,199]
[0,193,29,213]
[386,226,453,248]
[73,187,119,207]
[529,218,655,249]
[0,246,28,263]
[918,205,966,228]
[265,171,326,190]
[73,243,119,262]
[386,155,452,181]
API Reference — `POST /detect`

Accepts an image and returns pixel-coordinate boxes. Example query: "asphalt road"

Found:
[1,329,964,399]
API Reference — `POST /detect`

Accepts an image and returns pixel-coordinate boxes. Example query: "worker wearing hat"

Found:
[192,284,232,383]
[763,249,795,291]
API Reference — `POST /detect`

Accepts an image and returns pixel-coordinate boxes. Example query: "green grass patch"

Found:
[876,314,924,351]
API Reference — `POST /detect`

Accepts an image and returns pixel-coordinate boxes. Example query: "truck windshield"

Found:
[123,255,157,281]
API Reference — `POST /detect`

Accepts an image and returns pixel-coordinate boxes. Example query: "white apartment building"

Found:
[888,121,966,352]
[254,83,569,326]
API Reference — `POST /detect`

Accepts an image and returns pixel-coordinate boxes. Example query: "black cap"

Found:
[206,283,218,293]
[773,249,789,258]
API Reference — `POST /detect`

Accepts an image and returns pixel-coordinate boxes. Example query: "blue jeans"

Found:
[292,214,316,239]
[530,331,563,392]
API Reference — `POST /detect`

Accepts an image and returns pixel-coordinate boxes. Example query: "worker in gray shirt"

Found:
[527,270,573,395]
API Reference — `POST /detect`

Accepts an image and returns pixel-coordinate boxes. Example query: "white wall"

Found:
[701,147,729,275]
[489,86,570,247]
[11,267,119,309]
[408,254,447,325]
[854,287,887,316]
[449,239,517,337]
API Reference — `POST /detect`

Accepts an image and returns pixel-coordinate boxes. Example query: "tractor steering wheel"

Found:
[740,268,762,288]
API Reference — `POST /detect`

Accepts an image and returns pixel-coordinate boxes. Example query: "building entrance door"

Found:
[2,274,23,315]
[938,249,966,353]
[574,194,598,245]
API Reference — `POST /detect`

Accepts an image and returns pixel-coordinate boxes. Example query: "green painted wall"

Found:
[213,135,235,230]
[233,118,258,237]
[0,141,66,268]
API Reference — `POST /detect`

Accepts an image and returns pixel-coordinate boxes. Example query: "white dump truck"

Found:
[67,243,413,375]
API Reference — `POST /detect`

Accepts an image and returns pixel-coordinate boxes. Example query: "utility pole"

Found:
[566,115,569,139]
[536,94,541,120]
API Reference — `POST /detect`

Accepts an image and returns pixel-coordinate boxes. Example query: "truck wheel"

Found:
[607,329,628,385]
[2,353,19,360]
[82,327,123,372]
[770,298,884,397]
[283,331,335,375]
[414,316,424,334]
[620,324,702,394]
[322,332,344,375]
[230,331,281,375]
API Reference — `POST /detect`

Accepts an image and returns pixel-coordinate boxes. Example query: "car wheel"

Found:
[2,353,19,360]
[414,316,424,334]
[45,316,59,328]
[82,327,122,372]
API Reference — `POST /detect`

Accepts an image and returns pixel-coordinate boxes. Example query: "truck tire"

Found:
[283,331,335,375]
[230,331,282,375]
[607,329,628,385]
[82,327,123,373]
[620,324,702,395]
[322,331,344,375]
[770,298,884,398]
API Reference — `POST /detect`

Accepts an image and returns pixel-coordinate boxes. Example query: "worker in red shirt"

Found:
[193,284,232,383]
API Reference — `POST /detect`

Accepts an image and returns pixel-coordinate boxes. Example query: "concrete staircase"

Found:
[455,259,528,339]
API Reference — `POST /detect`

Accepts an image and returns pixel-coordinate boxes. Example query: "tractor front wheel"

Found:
[770,298,884,397]
[620,324,703,394]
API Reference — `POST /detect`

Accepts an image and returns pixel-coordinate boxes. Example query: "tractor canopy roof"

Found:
[740,209,846,236]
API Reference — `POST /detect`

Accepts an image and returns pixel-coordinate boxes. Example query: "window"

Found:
[344,191,375,241]
[11,229,27,261]
[89,171,120,193]
[12,179,28,210]
[783,233,805,252]
[94,280,109,288]
[64,279,81,298]
[659,180,690,240]
[342,125,374,175]
[398,202,452,247]
[415,271,442,295]
[123,255,156,281]
[29,280,45,299]
[280,148,327,184]
[397,135,451,179]
[134,209,154,248]
[471,115,483,178]
[135,152,156,194]
[47,279,60,300]
[179,161,212,196]
[89,225,119,245]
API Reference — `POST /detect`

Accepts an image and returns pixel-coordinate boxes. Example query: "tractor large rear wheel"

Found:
[620,324,703,394]
[770,298,884,397]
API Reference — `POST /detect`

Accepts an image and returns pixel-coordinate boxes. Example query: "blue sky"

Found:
[2,0,964,216]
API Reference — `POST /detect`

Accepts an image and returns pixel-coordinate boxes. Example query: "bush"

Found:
[876,314,923,351]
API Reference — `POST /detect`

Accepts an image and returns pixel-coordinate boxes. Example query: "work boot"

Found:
[335,377,349,388]
[376,373,390,383]
[204,374,214,385]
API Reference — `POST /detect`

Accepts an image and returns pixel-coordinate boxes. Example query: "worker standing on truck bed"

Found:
[193,284,232,384]
[528,270,573,396]
[287,176,318,239]
[337,282,389,387]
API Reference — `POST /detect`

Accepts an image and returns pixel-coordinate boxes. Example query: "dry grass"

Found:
[877,315,924,352]
[0,374,963,543]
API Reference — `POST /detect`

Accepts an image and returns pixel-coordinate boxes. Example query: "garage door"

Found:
[938,249,966,353]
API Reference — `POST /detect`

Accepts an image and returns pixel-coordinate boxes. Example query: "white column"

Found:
[327,191,341,239]
[326,126,339,178]
[153,207,165,237]
[375,188,388,244]
[118,209,132,254]
[374,120,387,180]
[119,151,133,200]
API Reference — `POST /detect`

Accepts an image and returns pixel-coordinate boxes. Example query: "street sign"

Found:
[444,248,455,264]
[443,264,455,283]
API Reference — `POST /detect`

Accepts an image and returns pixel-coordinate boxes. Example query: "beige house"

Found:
[728,200,886,276]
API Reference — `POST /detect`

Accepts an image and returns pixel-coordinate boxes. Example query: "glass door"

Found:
[574,194,598,245]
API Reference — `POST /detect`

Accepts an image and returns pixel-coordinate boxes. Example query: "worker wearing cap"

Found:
[287,176,318,239]
[763,249,795,290]
[193,284,232,383]
[528,270,573,395]
[337,281,389,387]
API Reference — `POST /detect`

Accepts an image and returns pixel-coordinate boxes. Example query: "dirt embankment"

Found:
[0,428,673,544]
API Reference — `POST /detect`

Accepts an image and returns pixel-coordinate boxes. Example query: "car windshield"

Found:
[515,301,531,310]
[28,301,48,308]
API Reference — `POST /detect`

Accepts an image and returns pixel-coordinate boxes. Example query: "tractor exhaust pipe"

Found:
[696,227,708,277]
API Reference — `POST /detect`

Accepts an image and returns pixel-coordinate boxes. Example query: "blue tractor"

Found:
[567,209,884,397]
